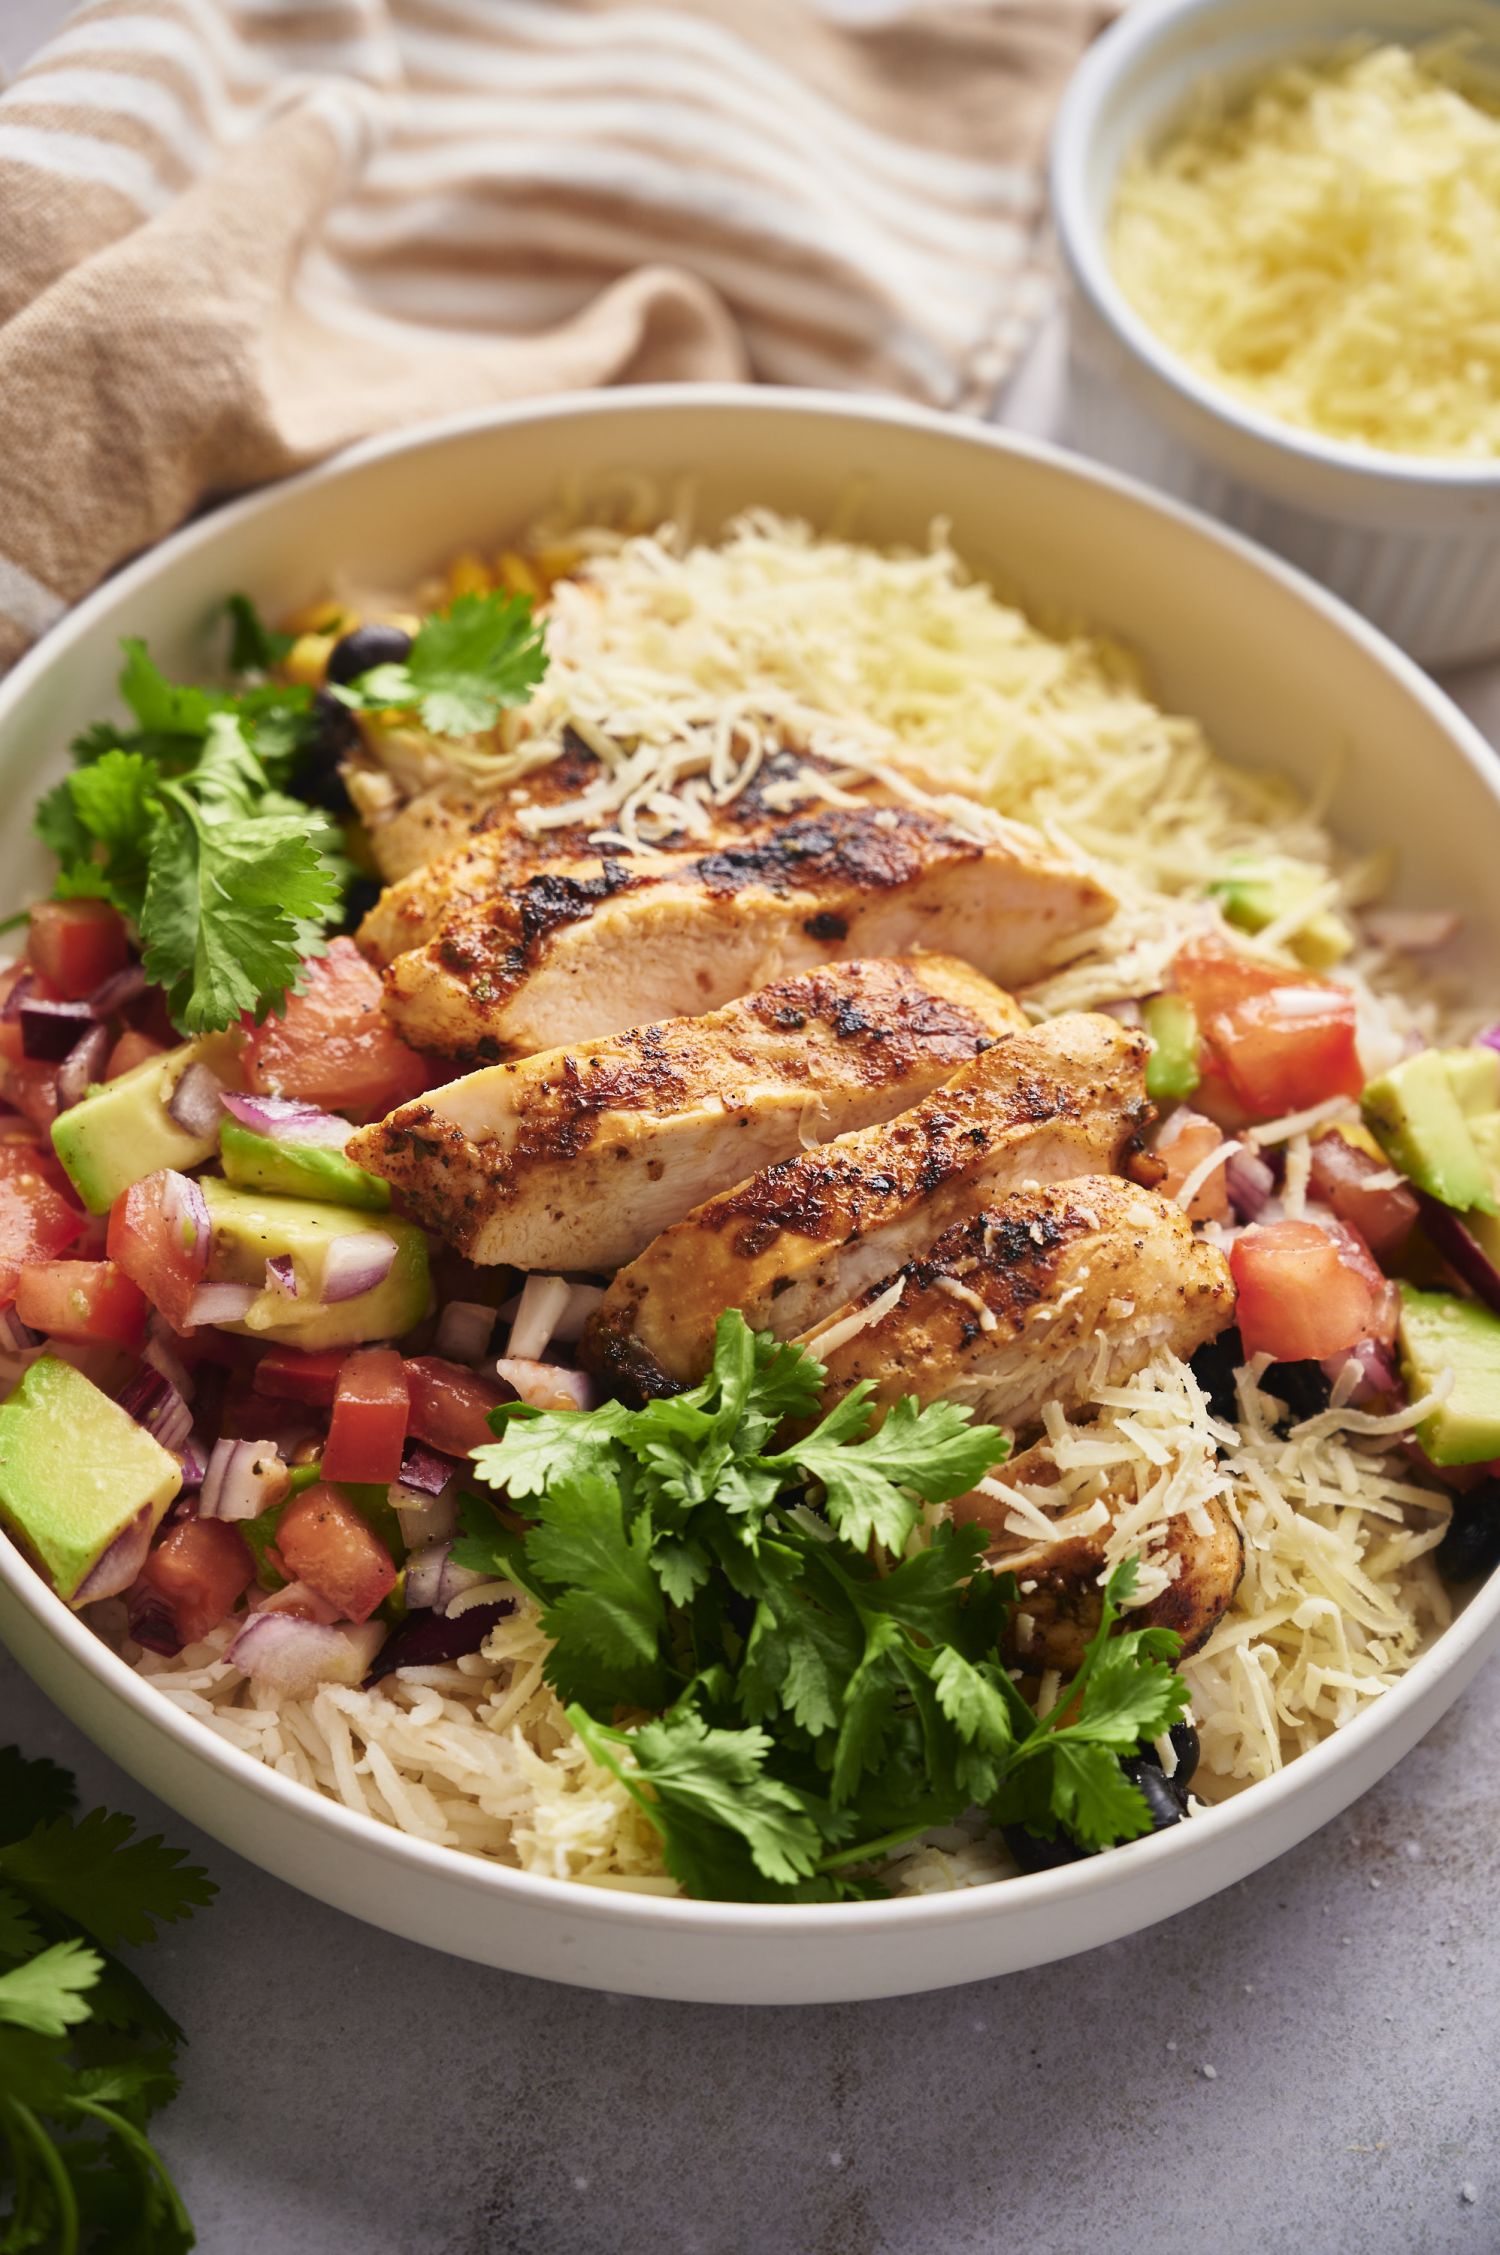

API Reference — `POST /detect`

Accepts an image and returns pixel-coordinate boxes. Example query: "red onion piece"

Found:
[1321,1339,1400,1407]
[115,1364,194,1454]
[394,1491,459,1550]
[72,1504,156,1606]
[167,1061,226,1139]
[186,1280,256,1327]
[199,1436,290,1522]
[143,1329,195,1401]
[177,1436,207,1491]
[0,1306,41,1354]
[87,962,147,1015]
[127,1581,183,1655]
[1479,1025,1500,1059]
[394,1440,456,1498]
[402,1538,450,1612]
[1225,1148,1276,1224]
[321,1231,397,1303]
[507,1273,572,1361]
[433,1300,495,1365]
[1414,1191,1500,1317]
[220,1091,352,1149]
[161,1169,211,1256]
[252,1578,341,1625]
[20,998,99,1061]
[265,1254,299,1299]
[1364,910,1460,953]
[365,1599,513,1685]
[56,1024,112,1112]
[494,1357,596,1414]
[228,1614,384,1697]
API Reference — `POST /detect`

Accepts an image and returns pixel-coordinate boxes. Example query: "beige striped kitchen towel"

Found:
[0,0,1106,667]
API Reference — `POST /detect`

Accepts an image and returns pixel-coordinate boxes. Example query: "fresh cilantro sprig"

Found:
[330,589,548,737]
[0,1745,214,2252]
[456,1313,1190,1900]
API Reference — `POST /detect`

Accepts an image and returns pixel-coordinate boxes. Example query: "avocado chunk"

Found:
[1398,1285,1500,1465]
[51,1031,240,1214]
[201,1177,429,1350]
[1208,854,1353,969]
[220,1119,390,1212]
[1142,993,1200,1101]
[1362,1048,1499,1215]
[0,1356,181,1602]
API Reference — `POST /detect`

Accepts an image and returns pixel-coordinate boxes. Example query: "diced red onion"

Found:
[402,1538,451,1613]
[494,1356,596,1413]
[507,1273,572,1361]
[56,1024,111,1112]
[365,1599,514,1685]
[433,1300,495,1365]
[228,1614,384,1697]
[177,1436,207,1491]
[394,1491,459,1550]
[1478,1025,1500,1059]
[186,1281,256,1327]
[87,962,147,1015]
[127,1581,183,1655]
[252,1578,340,1626]
[220,1091,352,1150]
[1321,1339,1400,1408]
[72,1504,156,1606]
[0,970,38,1022]
[162,1169,211,1256]
[167,1061,227,1139]
[143,1329,195,1401]
[1414,1191,1500,1317]
[115,1363,194,1454]
[265,1254,299,1299]
[0,1306,41,1354]
[199,1436,291,1521]
[394,1440,455,1498]
[321,1231,397,1303]
[1364,909,1460,953]
[20,998,99,1061]
[1225,1148,1276,1224]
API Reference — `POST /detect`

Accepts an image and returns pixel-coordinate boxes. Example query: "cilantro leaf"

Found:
[336,590,548,737]
[0,1750,75,1846]
[469,1400,630,1503]
[528,1475,670,1710]
[1045,1743,1160,1854]
[224,593,294,675]
[0,1809,215,1951]
[781,1392,1006,1555]
[0,1939,102,2038]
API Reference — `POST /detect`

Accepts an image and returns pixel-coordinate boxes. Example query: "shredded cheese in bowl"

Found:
[1110,40,1500,459]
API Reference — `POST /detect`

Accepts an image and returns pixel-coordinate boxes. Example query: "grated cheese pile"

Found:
[1111,41,1500,459]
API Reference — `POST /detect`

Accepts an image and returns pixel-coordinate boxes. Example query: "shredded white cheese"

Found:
[801,1274,906,1359]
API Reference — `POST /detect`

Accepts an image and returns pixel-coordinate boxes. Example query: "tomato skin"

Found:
[404,1355,507,1458]
[0,1057,61,1133]
[0,1148,84,1305]
[1308,1129,1419,1262]
[252,1344,347,1406]
[1230,1219,1386,1362]
[275,1483,397,1621]
[1209,987,1363,1120]
[1173,940,1287,1021]
[106,1170,209,1333]
[135,1519,254,1650]
[16,1258,148,1348]
[321,1347,409,1483]
[1152,1110,1231,1223]
[243,938,430,1117]
[105,1029,166,1080]
[28,900,128,1001]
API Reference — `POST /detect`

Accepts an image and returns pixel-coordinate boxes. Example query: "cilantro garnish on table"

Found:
[33,587,550,1036]
[455,1313,1190,1902]
[0,1744,213,2253]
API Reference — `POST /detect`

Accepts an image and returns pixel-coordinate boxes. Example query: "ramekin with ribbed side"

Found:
[1050,0,1500,668]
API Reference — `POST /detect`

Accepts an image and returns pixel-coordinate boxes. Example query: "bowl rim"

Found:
[3,379,1499,1938]
[1049,0,1500,494]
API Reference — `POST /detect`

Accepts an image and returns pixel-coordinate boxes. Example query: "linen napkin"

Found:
[0,0,1106,667]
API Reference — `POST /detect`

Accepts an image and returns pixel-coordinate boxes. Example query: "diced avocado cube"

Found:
[1142,993,1200,1102]
[0,1356,181,1601]
[201,1178,429,1350]
[1362,1049,1497,1216]
[220,1120,390,1212]
[51,1031,240,1214]
[1208,854,1353,969]
[1442,1047,1500,1119]
[1398,1285,1500,1465]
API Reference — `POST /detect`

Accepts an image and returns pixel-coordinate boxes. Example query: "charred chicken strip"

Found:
[380,805,1115,1060]
[802,1177,1234,1435]
[586,1013,1153,1398]
[347,956,1024,1272]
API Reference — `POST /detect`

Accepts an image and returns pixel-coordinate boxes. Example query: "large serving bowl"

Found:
[2,389,1498,2005]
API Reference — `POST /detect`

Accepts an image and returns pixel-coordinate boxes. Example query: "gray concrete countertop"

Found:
[5,6,1500,2249]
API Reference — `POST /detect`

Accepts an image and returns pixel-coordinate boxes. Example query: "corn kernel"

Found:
[284,631,337,687]
[446,551,491,600]
[494,550,543,599]
[532,543,582,585]
[281,598,351,637]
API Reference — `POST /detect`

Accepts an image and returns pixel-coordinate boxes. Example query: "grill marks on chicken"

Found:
[586,1013,1154,1397]
[802,1178,1235,1436]
[378,805,1115,1061]
[346,956,1025,1272]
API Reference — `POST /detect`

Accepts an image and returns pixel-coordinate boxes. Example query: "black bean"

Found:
[338,875,383,935]
[1437,1482,1500,1584]
[1002,1825,1091,1873]
[1138,1718,1201,1789]
[1191,1329,1244,1423]
[326,623,413,685]
[1120,1755,1190,1831]
[1260,1359,1332,1426]
[289,690,361,815]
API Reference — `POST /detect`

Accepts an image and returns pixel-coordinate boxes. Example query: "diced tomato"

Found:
[106,1169,209,1332]
[0,964,60,1063]
[275,1483,397,1621]
[134,1519,254,1649]
[1172,939,1288,1020]
[322,1347,409,1484]
[1308,1128,1419,1262]
[1152,1109,1232,1223]
[0,1057,61,1134]
[404,1354,508,1458]
[0,1147,84,1305]
[16,1258,148,1348]
[0,1128,78,1205]
[253,1344,348,1406]
[1230,1219,1389,1362]
[1208,986,1363,1120]
[105,1029,165,1080]
[1319,1217,1400,1347]
[242,938,431,1117]
[28,900,128,1001]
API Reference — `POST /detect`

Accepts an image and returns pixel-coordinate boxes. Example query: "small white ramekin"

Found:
[1050,0,1500,667]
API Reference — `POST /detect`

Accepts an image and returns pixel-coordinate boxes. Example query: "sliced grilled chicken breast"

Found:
[586,1013,1153,1398]
[347,956,1025,1271]
[802,1177,1234,1436]
[381,806,1116,1060]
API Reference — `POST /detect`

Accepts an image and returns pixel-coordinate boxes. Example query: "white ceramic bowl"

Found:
[1050,0,1500,667]
[2,389,1499,2005]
